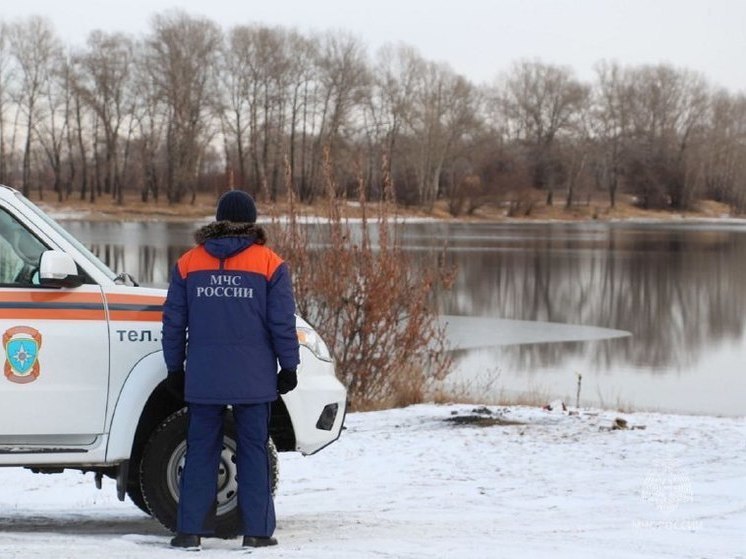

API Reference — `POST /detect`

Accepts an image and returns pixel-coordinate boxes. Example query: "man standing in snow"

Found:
[161,189,300,550]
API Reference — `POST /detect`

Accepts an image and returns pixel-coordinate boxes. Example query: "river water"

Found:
[61,219,746,417]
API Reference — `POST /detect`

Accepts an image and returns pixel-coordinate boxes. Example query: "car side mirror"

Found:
[39,250,85,288]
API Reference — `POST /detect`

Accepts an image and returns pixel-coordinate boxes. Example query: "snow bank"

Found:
[0,404,743,558]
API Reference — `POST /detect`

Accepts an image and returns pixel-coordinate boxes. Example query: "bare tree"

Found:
[702,91,746,211]
[144,11,221,203]
[3,11,745,218]
[218,27,252,188]
[221,25,299,200]
[131,40,165,202]
[592,61,634,208]
[34,49,69,201]
[283,31,317,199]
[75,31,135,204]
[365,44,422,199]
[0,23,13,184]
[304,32,369,202]
[8,16,61,196]
[624,65,709,209]
[497,60,589,205]
[406,61,480,208]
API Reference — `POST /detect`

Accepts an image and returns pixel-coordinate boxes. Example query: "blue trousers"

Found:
[177,402,276,537]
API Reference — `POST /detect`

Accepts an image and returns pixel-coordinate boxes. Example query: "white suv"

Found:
[0,185,346,537]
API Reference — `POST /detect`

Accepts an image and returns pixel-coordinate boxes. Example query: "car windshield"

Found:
[15,193,117,282]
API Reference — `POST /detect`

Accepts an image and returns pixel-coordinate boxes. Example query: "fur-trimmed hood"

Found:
[194,221,266,245]
[194,221,267,260]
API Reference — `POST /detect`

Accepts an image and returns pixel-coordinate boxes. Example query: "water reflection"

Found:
[61,219,746,415]
[71,221,195,287]
[399,223,746,375]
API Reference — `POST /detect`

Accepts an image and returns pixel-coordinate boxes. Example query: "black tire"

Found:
[139,407,279,538]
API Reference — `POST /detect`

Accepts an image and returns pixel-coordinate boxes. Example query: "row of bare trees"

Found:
[1,12,745,213]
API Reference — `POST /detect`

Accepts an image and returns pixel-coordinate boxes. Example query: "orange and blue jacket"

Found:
[162,233,299,404]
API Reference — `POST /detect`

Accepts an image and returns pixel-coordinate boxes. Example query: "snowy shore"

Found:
[0,404,744,558]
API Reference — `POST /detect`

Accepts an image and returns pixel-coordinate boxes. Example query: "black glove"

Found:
[165,369,185,400]
[277,368,297,394]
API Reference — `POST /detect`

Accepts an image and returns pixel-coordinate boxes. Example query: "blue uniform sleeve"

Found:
[162,264,188,372]
[267,262,300,370]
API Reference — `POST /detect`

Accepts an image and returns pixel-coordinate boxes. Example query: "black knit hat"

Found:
[216,190,257,223]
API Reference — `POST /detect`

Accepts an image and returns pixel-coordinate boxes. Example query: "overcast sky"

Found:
[2,0,745,92]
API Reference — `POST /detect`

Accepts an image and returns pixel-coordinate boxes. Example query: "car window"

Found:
[16,192,117,282]
[0,208,48,286]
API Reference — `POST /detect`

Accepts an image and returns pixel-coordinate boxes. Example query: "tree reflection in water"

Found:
[65,219,746,411]
[430,223,746,374]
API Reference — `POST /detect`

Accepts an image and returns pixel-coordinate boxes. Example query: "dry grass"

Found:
[427,369,561,409]
[463,192,733,222]
[25,186,735,224]
[30,191,218,221]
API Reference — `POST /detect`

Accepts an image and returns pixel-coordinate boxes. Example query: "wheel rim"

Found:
[166,437,239,516]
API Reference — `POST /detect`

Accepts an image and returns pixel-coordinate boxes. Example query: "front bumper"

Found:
[282,346,347,455]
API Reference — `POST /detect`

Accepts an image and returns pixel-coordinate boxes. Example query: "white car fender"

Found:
[105,351,167,462]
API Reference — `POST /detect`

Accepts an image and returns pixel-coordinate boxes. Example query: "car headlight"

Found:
[297,326,333,362]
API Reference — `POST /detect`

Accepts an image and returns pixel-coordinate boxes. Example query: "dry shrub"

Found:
[505,189,539,217]
[273,152,452,411]
[448,174,486,217]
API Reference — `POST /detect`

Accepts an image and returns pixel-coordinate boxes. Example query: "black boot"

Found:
[242,536,278,547]
[170,533,201,550]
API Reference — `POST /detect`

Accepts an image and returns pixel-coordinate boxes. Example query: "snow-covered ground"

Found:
[0,404,744,558]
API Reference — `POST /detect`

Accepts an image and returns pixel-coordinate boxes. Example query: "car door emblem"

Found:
[3,326,42,384]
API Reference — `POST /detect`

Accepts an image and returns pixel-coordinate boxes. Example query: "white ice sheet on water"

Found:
[0,404,743,559]
[442,315,631,350]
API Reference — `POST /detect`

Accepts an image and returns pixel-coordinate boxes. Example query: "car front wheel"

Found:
[138,407,278,538]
